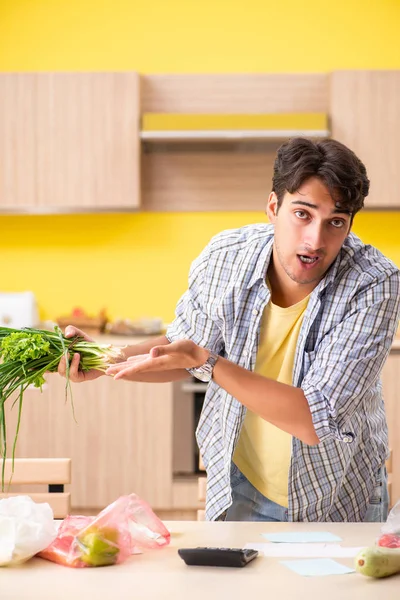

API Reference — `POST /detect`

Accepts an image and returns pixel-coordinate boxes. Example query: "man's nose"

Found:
[304,223,325,252]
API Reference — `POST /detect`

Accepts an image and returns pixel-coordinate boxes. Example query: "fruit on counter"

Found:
[105,316,163,336]
[56,308,108,334]
[378,533,400,548]
[355,546,400,578]
[77,525,120,567]
[72,307,86,318]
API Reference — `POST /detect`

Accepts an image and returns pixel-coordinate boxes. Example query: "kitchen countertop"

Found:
[0,521,397,600]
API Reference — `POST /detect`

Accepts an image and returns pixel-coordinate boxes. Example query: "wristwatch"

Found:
[188,350,219,383]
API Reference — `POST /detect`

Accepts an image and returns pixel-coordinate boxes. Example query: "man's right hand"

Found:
[57,326,104,383]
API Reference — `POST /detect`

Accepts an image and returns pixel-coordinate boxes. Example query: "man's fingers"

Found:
[112,358,160,379]
[127,354,151,362]
[58,349,103,383]
[108,355,171,379]
[65,326,78,338]
[70,352,81,374]
[58,356,66,376]
[149,346,166,358]
[107,355,150,375]
[64,326,94,342]
[113,367,134,380]
[106,357,152,376]
[58,352,81,381]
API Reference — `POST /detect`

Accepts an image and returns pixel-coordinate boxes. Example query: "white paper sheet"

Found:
[261,531,342,543]
[243,542,363,558]
[281,558,355,576]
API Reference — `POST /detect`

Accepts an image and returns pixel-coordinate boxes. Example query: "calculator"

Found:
[178,547,259,568]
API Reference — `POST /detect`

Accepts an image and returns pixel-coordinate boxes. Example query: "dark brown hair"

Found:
[272,137,370,218]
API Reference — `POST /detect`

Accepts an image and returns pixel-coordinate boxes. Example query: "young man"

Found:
[60,138,400,523]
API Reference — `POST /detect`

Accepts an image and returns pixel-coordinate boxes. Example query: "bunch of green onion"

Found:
[0,325,123,491]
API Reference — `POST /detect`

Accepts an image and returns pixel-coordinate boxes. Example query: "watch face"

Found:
[194,369,211,383]
[189,352,217,383]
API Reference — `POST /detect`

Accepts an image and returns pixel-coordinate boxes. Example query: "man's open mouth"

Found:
[298,255,319,264]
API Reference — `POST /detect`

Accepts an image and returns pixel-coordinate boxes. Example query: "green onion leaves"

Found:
[0,326,123,491]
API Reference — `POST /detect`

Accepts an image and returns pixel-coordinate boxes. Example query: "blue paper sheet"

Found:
[280,558,355,577]
[262,531,342,543]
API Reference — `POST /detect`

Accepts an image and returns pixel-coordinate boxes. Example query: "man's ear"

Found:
[266,192,278,223]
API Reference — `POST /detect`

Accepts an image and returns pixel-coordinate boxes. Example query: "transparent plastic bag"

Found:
[377,500,400,548]
[38,493,171,567]
[0,496,57,566]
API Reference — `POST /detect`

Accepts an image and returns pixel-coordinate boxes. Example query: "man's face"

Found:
[266,177,352,288]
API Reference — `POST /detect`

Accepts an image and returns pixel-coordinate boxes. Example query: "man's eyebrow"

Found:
[291,200,351,216]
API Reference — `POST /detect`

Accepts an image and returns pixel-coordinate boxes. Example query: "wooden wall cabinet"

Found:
[1,70,400,212]
[140,74,330,212]
[5,374,175,511]
[141,70,400,211]
[0,73,141,211]
[331,71,400,209]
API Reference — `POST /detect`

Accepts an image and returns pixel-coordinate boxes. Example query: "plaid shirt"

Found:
[166,224,400,522]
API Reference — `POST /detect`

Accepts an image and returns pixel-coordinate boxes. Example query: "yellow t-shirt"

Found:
[233,293,310,508]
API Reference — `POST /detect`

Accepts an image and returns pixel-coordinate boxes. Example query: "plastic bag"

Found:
[377,500,400,548]
[38,492,171,567]
[0,496,57,566]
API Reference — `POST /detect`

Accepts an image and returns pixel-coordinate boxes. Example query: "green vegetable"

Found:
[0,325,123,491]
[77,526,120,566]
[355,546,400,578]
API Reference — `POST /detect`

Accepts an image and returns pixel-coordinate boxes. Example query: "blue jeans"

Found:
[224,462,389,522]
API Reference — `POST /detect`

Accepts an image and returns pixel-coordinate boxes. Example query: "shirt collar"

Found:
[246,236,274,289]
[314,249,342,297]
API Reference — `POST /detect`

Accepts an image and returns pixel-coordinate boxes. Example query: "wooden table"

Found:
[1,521,398,599]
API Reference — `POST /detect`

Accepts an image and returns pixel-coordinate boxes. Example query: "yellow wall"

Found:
[2,0,400,73]
[1,1,400,323]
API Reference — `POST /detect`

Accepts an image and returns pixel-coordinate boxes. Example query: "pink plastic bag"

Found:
[38,493,170,567]
[377,500,400,548]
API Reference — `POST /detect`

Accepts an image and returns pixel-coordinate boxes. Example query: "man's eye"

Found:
[331,220,345,228]
[294,210,308,219]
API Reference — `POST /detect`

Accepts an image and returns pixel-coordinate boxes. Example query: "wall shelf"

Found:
[140,110,331,210]
[140,112,330,143]
[140,128,330,142]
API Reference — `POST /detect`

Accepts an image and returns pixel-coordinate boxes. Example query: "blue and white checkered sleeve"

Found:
[302,271,400,444]
[166,243,224,353]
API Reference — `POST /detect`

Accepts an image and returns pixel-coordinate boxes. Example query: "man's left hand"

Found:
[105,339,209,380]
